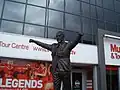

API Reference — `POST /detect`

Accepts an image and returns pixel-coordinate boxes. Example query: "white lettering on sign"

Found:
[6,79,12,88]
[0,78,43,88]
[12,79,18,88]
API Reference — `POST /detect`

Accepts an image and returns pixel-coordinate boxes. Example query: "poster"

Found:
[0,58,54,90]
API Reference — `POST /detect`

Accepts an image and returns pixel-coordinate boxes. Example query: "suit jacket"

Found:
[51,42,71,72]
[33,34,81,72]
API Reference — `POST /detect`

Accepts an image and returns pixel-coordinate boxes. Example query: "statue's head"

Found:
[56,31,65,43]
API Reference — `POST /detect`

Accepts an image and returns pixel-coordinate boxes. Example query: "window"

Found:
[81,2,90,17]
[117,14,120,24]
[0,0,4,17]
[48,28,63,39]
[72,72,82,90]
[96,7,104,20]
[28,0,46,7]
[65,0,80,15]
[96,0,102,7]
[1,20,23,34]
[48,10,63,28]
[64,30,79,41]
[26,5,45,25]
[98,20,105,29]
[12,0,26,3]
[91,19,97,35]
[82,17,91,34]
[105,22,117,32]
[93,35,97,45]
[65,14,81,32]
[104,9,117,23]
[49,0,64,11]
[90,0,96,5]
[24,24,45,37]
[82,34,92,44]
[115,1,120,13]
[117,25,120,33]
[103,0,114,10]
[81,0,89,3]
[90,5,97,18]
[3,1,25,21]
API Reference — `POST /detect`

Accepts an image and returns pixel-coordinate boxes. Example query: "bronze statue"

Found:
[29,31,83,90]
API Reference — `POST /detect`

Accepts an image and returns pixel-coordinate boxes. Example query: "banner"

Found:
[104,37,120,65]
[0,58,54,90]
[0,32,98,64]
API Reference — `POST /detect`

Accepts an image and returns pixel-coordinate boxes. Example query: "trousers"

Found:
[52,71,71,90]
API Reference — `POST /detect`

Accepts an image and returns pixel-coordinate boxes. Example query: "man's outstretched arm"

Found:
[29,39,52,51]
[66,33,83,51]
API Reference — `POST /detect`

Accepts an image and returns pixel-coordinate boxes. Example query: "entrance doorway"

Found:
[106,66,119,90]
[72,70,87,90]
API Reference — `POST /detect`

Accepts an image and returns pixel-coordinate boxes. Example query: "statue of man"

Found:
[29,31,83,90]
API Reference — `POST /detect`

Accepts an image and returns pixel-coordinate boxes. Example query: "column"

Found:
[93,66,98,90]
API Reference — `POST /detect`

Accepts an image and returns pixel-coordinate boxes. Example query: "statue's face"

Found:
[56,31,64,43]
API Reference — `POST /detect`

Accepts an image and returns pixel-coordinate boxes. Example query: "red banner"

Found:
[0,58,54,90]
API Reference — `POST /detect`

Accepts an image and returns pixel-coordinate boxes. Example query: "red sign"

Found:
[0,58,54,90]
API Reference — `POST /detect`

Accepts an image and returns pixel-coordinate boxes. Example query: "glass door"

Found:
[72,72,83,90]
[106,66,119,90]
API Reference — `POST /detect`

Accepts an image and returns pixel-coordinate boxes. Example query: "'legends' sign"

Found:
[0,79,43,88]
